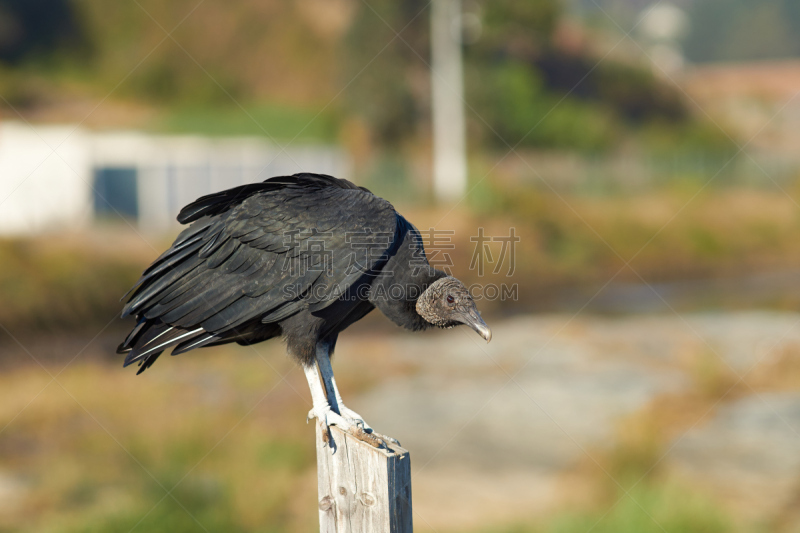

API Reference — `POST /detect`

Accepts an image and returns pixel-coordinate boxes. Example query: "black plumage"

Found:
[118,173,489,374]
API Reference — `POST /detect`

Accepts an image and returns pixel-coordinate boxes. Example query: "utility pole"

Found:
[431,0,467,202]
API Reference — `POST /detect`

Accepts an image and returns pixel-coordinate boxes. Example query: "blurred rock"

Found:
[668,392,800,518]
[0,472,25,515]
[345,311,800,528]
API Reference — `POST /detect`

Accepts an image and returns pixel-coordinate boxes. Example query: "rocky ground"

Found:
[3,310,800,532]
[341,311,800,531]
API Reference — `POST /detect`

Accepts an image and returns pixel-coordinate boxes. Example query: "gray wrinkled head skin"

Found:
[416,277,492,342]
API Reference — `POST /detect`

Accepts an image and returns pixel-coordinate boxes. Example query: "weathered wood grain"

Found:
[315,425,412,532]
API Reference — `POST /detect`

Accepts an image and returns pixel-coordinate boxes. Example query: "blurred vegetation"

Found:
[343,0,431,147]
[0,0,734,157]
[0,335,768,532]
[0,0,340,111]
[461,0,720,154]
[683,0,800,63]
[0,238,142,336]
[342,0,731,155]
[463,182,800,282]
[466,342,783,533]
[576,0,800,64]
[4,179,800,336]
[0,2,796,532]
[481,484,736,533]
[0,354,319,533]
[157,103,339,141]
[468,63,619,152]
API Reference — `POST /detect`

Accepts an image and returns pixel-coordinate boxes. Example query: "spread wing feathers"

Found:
[119,173,397,371]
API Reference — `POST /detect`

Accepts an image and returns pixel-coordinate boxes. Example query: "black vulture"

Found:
[118,173,491,447]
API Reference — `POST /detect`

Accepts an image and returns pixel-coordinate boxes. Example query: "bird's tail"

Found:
[117,319,218,374]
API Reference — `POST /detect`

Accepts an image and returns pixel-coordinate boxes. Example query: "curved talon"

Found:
[309,408,346,454]
[337,409,400,447]
[339,406,371,431]
[308,408,352,431]
[374,433,400,447]
[308,407,389,451]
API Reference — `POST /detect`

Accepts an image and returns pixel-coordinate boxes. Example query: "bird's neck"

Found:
[369,268,448,331]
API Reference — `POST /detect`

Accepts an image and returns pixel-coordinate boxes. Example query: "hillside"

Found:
[0,0,722,156]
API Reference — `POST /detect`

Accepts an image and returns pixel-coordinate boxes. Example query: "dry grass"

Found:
[0,320,425,533]
[3,183,800,531]
[3,183,800,335]
[0,344,319,533]
[396,184,800,317]
[6,313,799,532]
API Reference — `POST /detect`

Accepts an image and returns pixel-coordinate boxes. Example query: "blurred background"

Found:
[2,0,800,531]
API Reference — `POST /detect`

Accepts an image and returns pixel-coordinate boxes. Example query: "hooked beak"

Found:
[458,307,492,343]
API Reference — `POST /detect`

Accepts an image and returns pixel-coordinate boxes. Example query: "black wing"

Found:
[118,173,397,373]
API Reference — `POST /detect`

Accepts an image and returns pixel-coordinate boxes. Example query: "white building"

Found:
[0,121,351,235]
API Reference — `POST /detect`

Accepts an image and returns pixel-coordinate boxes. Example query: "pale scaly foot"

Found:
[307,405,386,452]
[339,405,369,429]
[338,405,401,447]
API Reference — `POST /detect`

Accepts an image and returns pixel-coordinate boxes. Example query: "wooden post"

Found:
[315,425,413,532]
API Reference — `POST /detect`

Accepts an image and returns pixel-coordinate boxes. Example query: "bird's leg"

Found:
[303,361,356,453]
[316,345,400,448]
[304,361,388,451]
[316,347,368,429]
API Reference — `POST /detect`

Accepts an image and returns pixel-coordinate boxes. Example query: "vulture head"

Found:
[416,277,492,342]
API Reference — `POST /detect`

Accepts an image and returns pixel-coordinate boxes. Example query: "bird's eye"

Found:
[446,295,455,305]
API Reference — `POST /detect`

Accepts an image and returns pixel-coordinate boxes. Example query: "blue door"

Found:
[93,167,138,219]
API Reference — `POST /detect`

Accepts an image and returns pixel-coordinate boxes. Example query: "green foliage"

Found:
[590,60,685,123]
[0,0,729,155]
[343,0,430,145]
[462,1,710,154]
[469,62,618,151]
[0,0,341,107]
[0,64,50,107]
[61,485,251,533]
[540,484,734,533]
[479,0,561,51]
[640,120,736,157]
[0,239,141,334]
[360,153,418,202]
[157,103,339,141]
